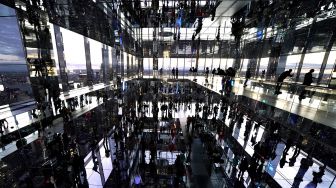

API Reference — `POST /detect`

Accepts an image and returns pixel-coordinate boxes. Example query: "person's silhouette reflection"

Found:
[280,152,288,168]
[289,143,301,167]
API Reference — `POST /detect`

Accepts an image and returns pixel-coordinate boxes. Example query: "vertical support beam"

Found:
[95,147,105,185]
[318,28,336,84]
[102,44,109,84]
[111,47,117,82]
[295,17,317,82]
[53,25,69,91]
[195,37,200,70]
[233,38,241,71]
[127,54,130,78]
[205,37,208,72]
[84,37,93,86]
[255,27,268,78]
[266,45,281,80]
[120,49,124,77]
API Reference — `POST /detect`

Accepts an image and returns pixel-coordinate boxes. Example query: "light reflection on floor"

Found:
[134,99,336,188]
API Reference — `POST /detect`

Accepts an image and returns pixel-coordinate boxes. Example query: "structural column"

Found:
[84,37,93,86]
[317,27,336,84]
[53,25,69,91]
[295,18,317,82]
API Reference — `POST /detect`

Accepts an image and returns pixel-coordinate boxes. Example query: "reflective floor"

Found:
[1,78,335,188]
[134,96,336,188]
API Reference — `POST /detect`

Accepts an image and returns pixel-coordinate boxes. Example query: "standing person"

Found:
[292,156,313,188]
[299,69,315,101]
[275,69,294,95]
[0,119,8,135]
[159,68,163,77]
[176,68,179,79]
[243,68,251,87]
[189,67,193,75]
[205,67,209,78]
[261,70,266,79]
[212,68,216,77]
[172,67,175,79]
[238,157,249,180]
[304,165,326,188]
[213,105,219,118]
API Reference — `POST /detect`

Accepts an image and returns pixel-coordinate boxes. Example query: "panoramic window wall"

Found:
[0,3,33,107]
[143,58,234,77]
[259,57,269,76]
[283,54,301,78]
[89,38,104,84]
[143,58,153,75]
[323,50,336,84]
[300,52,325,82]
[60,28,87,88]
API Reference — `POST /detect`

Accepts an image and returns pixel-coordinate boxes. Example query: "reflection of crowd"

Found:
[1,77,334,188]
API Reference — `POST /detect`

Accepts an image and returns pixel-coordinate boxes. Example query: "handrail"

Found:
[237,77,334,92]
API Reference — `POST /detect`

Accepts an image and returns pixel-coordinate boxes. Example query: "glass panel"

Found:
[240,59,249,76]
[212,58,221,70]
[60,27,87,88]
[284,54,301,77]
[300,52,325,82]
[89,38,103,84]
[0,3,34,106]
[198,58,206,73]
[259,57,269,76]
[322,50,336,84]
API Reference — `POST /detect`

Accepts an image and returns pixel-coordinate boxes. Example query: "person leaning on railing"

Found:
[299,69,315,101]
[275,69,294,95]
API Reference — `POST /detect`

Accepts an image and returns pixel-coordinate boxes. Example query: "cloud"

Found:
[0,12,26,64]
[0,54,25,62]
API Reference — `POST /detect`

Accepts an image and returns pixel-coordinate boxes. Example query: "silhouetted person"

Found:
[289,143,301,167]
[292,156,313,188]
[189,67,194,75]
[275,69,293,94]
[261,70,265,79]
[244,68,251,87]
[159,68,163,77]
[205,67,209,78]
[299,69,315,100]
[212,68,216,76]
[283,138,294,154]
[0,119,8,135]
[238,157,248,180]
[176,68,179,79]
[280,152,288,168]
[304,165,326,188]
[172,68,175,78]
[248,158,258,182]
[213,105,219,118]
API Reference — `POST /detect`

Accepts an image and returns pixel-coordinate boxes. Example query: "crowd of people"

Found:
[0,66,333,188]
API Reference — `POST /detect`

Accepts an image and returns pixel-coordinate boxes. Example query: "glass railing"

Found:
[173,75,336,128]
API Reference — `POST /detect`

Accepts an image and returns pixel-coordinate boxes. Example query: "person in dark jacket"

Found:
[238,157,249,180]
[172,68,175,79]
[275,69,293,94]
[243,68,251,87]
[292,156,313,188]
[205,67,209,78]
[299,69,314,100]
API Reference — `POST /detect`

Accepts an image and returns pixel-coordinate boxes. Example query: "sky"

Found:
[0,4,28,73]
